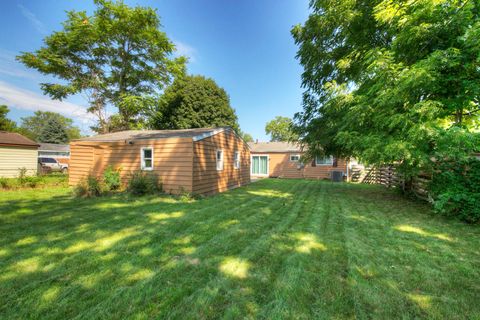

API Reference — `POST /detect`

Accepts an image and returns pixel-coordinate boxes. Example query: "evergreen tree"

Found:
[38,118,69,144]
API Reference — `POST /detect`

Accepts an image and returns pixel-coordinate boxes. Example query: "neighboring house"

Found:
[249,141,348,180]
[0,131,39,178]
[38,143,70,164]
[69,127,251,195]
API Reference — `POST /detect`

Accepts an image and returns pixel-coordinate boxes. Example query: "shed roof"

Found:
[74,127,233,142]
[0,131,39,147]
[39,143,70,152]
[248,141,301,153]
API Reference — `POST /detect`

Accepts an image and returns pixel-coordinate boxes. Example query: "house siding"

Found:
[192,130,250,194]
[69,138,194,193]
[0,146,38,178]
[251,151,348,180]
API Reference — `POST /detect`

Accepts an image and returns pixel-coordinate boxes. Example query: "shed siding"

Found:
[251,151,348,179]
[192,130,250,194]
[69,138,194,193]
[69,145,94,185]
[0,146,38,178]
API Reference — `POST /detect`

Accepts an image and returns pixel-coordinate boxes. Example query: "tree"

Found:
[0,105,17,131]
[20,111,81,142]
[17,0,186,133]
[38,118,69,144]
[265,116,298,142]
[292,0,480,172]
[149,75,239,131]
[240,131,253,143]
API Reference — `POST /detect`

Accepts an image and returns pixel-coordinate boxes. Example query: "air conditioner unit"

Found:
[331,170,344,182]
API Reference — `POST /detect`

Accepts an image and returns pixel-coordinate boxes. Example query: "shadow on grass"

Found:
[0,179,479,319]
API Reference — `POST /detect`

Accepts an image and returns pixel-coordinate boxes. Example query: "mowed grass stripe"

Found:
[1,179,480,319]
[164,180,315,318]
[56,180,306,319]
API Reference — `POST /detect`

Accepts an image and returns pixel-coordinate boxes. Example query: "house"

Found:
[38,143,70,164]
[0,131,39,178]
[69,127,251,194]
[249,141,349,180]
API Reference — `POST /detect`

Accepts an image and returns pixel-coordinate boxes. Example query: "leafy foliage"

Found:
[75,175,103,198]
[429,157,480,223]
[17,0,186,132]
[0,105,17,131]
[127,171,161,195]
[265,116,298,142]
[292,1,480,171]
[20,111,80,142]
[239,131,254,143]
[0,174,67,190]
[37,118,69,144]
[103,166,122,191]
[149,75,239,131]
[16,168,44,188]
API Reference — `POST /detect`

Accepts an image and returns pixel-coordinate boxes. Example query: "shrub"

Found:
[429,157,480,223]
[177,187,194,202]
[0,178,11,189]
[75,175,102,198]
[127,171,161,195]
[18,167,28,185]
[23,176,44,188]
[103,166,122,191]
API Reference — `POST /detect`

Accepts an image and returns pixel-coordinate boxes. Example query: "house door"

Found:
[251,155,268,176]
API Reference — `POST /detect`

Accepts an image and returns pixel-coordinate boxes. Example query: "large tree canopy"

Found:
[149,75,239,131]
[20,111,81,142]
[265,116,298,142]
[292,0,480,173]
[17,0,186,133]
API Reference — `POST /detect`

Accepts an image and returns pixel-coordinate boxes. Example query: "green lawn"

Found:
[0,179,479,319]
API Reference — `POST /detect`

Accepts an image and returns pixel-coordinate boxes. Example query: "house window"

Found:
[315,155,333,166]
[141,147,153,170]
[234,151,240,169]
[216,149,224,171]
[290,154,301,162]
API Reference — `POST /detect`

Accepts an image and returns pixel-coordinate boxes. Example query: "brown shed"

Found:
[249,141,349,180]
[69,127,251,195]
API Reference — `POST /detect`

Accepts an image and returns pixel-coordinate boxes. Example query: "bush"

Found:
[0,178,11,189]
[75,175,102,198]
[429,157,480,223]
[18,167,28,185]
[127,171,161,195]
[178,187,195,202]
[103,166,122,191]
[23,176,44,188]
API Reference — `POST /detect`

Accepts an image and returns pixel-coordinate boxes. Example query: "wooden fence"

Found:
[351,165,432,202]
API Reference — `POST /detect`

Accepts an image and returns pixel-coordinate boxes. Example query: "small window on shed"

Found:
[141,147,153,170]
[216,149,224,171]
[290,154,301,162]
[234,151,240,169]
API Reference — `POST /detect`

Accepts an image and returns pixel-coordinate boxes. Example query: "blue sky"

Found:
[0,0,309,141]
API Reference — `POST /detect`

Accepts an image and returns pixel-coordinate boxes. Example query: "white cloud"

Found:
[0,49,39,80]
[0,81,95,125]
[18,4,47,35]
[173,40,197,63]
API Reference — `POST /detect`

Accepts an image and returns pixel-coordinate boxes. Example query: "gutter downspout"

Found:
[346,159,350,182]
